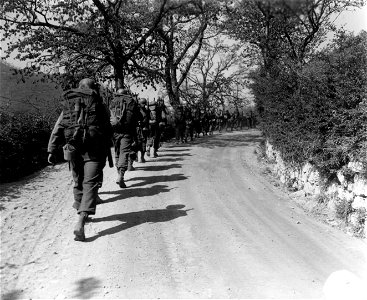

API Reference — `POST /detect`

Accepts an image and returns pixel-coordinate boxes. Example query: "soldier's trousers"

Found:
[115,134,135,172]
[148,124,161,150]
[185,125,193,140]
[71,157,105,215]
[175,122,185,142]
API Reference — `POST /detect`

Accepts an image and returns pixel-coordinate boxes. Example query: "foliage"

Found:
[224,0,364,70]
[0,0,198,89]
[252,31,367,178]
[0,111,59,182]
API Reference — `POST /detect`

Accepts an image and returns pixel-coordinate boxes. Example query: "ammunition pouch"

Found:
[63,143,77,161]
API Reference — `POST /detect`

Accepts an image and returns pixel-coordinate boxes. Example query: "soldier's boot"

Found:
[116,168,121,184]
[152,147,158,158]
[96,194,103,205]
[128,159,135,171]
[118,170,126,188]
[140,152,146,163]
[74,212,88,242]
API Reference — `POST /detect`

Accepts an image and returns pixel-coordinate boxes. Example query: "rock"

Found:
[349,212,361,228]
[353,175,367,197]
[326,183,339,196]
[348,161,364,173]
[352,196,367,210]
[336,170,345,185]
[347,182,354,192]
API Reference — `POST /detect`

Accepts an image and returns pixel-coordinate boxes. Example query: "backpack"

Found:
[148,103,161,125]
[60,88,104,144]
[110,93,138,132]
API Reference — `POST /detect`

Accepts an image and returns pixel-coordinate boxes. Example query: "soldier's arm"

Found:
[47,111,65,154]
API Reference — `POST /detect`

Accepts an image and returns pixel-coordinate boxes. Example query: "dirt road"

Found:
[1,129,366,299]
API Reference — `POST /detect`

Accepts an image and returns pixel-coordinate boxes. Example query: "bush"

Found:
[0,111,56,182]
[252,31,367,179]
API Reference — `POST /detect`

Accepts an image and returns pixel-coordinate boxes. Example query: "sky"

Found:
[333,5,367,33]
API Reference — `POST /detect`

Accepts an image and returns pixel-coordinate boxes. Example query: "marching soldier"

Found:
[110,88,141,188]
[47,78,112,241]
[136,98,149,163]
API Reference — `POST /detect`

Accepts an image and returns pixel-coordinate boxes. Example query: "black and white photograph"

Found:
[1,0,367,299]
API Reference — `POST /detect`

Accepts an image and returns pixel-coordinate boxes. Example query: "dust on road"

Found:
[1,130,366,299]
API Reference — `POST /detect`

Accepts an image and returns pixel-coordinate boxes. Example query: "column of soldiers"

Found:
[171,105,256,143]
[47,78,256,241]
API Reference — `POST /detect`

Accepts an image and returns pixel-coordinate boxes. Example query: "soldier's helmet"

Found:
[78,78,97,90]
[149,100,156,106]
[139,98,147,105]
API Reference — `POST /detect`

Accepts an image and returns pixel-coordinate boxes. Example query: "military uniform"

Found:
[136,98,149,162]
[110,89,141,188]
[47,78,112,241]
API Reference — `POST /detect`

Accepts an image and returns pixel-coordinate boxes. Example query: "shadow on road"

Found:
[72,277,101,299]
[87,205,192,242]
[161,148,191,152]
[99,184,172,204]
[1,290,23,300]
[156,157,185,163]
[137,163,182,172]
[127,173,188,188]
[159,153,192,157]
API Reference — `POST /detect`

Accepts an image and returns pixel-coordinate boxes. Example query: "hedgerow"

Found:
[252,31,367,179]
[0,111,58,182]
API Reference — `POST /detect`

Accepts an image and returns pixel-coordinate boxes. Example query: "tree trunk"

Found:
[114,67,125,91]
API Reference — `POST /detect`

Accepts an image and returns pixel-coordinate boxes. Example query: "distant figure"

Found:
[146,99,166,157]
[184,107,194,142]
[110,88,141,188]
[174,105,186,144]
[47,78,112,241]
[136,98,149,163]
[224,110,231,131]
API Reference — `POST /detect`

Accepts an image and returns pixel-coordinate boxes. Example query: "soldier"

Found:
[47,78,112,242]
[146,99,164,157]
[200,108,209,136]
[224,109,231,131]
[110,88,141,188]
[184,106,194,142]
[136,98,149,163]
[208,109,216,135]
[192,106,202,138]
[174,105,186,143]
[231,108,240,131]
[156,97,168,149]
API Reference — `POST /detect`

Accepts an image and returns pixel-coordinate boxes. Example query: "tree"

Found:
[180,36,250,111]
[224,0,365,75]
[0,0,193,89]
[131,0,223,107]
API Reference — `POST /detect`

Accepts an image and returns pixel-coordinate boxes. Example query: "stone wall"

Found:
[265,140,367,237]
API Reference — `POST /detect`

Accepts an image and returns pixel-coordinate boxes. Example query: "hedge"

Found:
[0,112,57,182]
[252,31,367,179]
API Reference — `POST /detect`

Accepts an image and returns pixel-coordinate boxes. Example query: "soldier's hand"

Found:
[48,153,56,165]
